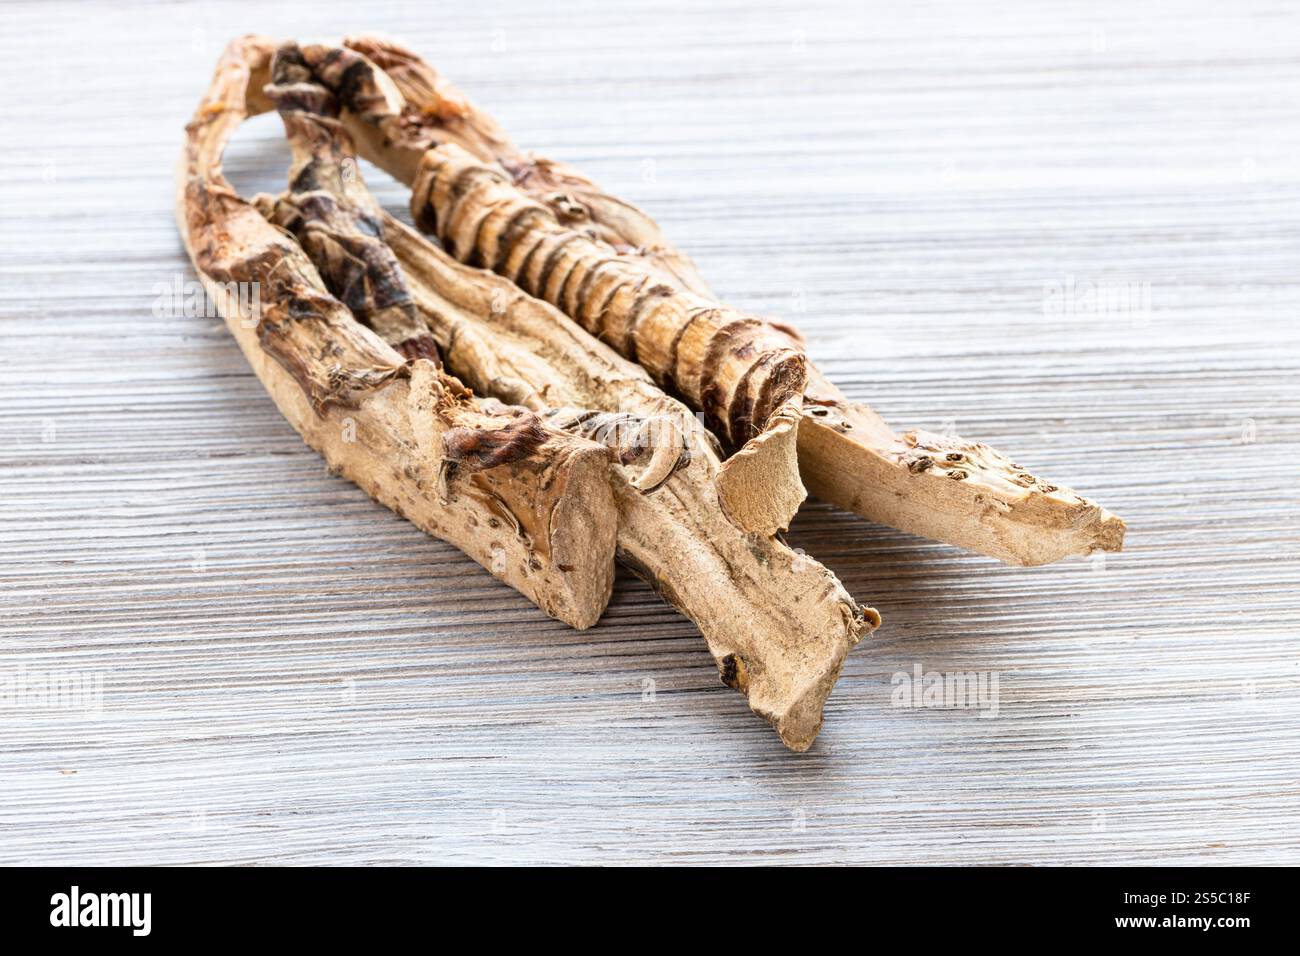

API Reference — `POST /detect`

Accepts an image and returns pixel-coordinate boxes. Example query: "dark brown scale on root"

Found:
[395,335,441,361]
[728,352,776,445]
[542,408,691,493]
[535,233,589,307]
[752,351,806,427]
[441,164,494,250]
[443,415,549,470]
[304,44,393,129]
[491,205,547,275]
[699,319,763,445]
[661,309,711,399]
[590,274,649,348]
[562,254,616,320]
[717,337,804,448]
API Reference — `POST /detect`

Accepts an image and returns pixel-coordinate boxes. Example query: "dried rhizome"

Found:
[177,35,1125,751]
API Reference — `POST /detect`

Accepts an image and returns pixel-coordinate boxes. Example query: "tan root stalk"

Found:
[326,35,1126,566]
[176,36,617,630]
[252,40,877,749]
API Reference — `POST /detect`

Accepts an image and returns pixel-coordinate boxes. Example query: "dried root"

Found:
[296,40,875,748]
[323,34,711,296]
[405,143,808,538]
[176,36,618,630]
[325,35,1126,566]
[799,371,1126,565]
[179,36,878,751]
[378,209,877,748]
[297,40,805,538]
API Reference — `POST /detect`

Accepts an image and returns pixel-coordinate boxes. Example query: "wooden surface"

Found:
[2,0,1298,865]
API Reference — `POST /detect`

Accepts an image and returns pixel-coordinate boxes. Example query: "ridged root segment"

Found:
[332,33,1127,567]
[260,43,439,362]
[176,35,618,630]
[409,144,807,534]
[408,145,802,447]
[328,34,713,296]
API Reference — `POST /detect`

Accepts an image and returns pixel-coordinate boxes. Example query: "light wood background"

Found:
[2,0,1298,865]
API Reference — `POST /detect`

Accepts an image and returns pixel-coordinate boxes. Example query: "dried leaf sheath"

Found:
[328,37,1126,567]
[176,36,618,629]
[250,46,877,749]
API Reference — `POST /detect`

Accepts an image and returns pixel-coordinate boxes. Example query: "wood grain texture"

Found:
[1,0,1298,865]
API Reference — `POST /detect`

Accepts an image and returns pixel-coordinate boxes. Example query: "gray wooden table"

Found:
[2,0,1298,865]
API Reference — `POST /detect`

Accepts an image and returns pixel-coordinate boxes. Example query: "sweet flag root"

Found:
[178,30,1128,749]
[298,41,807,538]
[383,200,876,748]
[331,35,713,298]
[178,36,877,751]
[326,35,1127,567]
